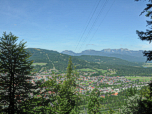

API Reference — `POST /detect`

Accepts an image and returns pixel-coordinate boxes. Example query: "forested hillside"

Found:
[25,48,152,76]
[74,55,144,67]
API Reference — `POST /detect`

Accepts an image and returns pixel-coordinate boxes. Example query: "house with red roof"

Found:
[111,92,118,96]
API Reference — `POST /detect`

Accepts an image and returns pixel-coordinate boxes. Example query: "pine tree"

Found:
[0,32,45,113]
[54,56,83,113]
[120,94,146,113]
[107,106,115,114]
[87,87,105,114]
[125,85,138,99]
[32,56,83,113]
[135,0,152,113]
[27,72,63,113]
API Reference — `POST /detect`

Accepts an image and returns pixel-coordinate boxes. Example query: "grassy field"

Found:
[77,68,109,74]
[31,63,47,66]
[77,68,96,72]
[30,63,118,75]
[124,76,152,82]
[142,63,152,67]
[96,69,107,73]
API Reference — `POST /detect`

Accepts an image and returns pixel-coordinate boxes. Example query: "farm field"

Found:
[142,63,152,67]
[124,76,152,82]
[77,68,96,72]
[93,68,116,74]
[81,83,89,85]
[77,68,110,74]
[31,63,47,66]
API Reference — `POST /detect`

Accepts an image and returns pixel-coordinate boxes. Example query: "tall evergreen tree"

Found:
[0,32,45,113]
[125,85,138,99]
[30,56,83,113]
[53,56,83,113]
[138,85,151,100]
[120,94,146,114]
[133,0,152,113]
[22,71,62,113]
[87,87,105,114]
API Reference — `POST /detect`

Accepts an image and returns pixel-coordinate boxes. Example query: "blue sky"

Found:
[0,0,152,53]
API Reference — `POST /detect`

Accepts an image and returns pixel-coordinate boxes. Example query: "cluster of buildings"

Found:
[20,71,150,99]
[0,70,150,109]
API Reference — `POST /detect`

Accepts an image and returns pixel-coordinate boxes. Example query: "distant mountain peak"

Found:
[61,48,141,54]
[60,48,148,63]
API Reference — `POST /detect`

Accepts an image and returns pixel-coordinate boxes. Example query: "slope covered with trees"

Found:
[23,48,152,76]
[75,55,144,67]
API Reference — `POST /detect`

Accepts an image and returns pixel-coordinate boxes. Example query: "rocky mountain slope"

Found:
[61,48,149,63]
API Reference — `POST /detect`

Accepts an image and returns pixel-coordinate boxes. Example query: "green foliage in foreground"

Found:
[1,60,152,113]
[87,87,105,114]
[16,56,83,114]
[1,57,152,114]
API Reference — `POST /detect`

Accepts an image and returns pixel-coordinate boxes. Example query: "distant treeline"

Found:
[26,48,152,76]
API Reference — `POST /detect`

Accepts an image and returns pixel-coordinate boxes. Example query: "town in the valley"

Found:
[0,67,151,110]
[8,68,152,97]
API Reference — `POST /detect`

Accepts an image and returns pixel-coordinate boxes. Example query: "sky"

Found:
[0,0,152,53]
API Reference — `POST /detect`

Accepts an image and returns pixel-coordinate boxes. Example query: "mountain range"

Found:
[61,48,150,63]
[1,47,152,76]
